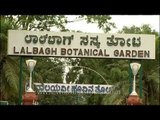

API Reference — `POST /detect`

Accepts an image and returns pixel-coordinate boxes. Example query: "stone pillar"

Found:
[126,95,143,105]
[127,62,143,105]
[22,92,38,105]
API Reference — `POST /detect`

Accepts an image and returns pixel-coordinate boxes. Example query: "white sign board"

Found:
[8,30,155,59]
[34,83,113,94]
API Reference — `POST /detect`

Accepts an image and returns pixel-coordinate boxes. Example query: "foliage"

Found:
[1,15,159,105]
[79,15,116,33]
[0,15,68,104]
[2,15,115,104]
[119,24,159,105]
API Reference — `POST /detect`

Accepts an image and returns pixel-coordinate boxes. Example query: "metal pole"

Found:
[133,75,136,93]
[129,61,132,94]
[18,57,23,105]
[76,94,78,105]
[29,72,32,89]
[139,63,142,98]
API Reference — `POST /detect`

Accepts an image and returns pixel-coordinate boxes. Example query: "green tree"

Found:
[0,15,68,104]
[118,24,159,105]
[0,16,21,104]
[1,15,116,105]
[5,15,68,31]
[81,15,116,33]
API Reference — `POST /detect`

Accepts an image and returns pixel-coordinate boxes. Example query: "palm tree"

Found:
[114,24,160,105]
[0,15,68,104]
[0,16,21,104]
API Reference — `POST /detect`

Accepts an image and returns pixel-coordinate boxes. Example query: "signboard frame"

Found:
[8,30,155,59]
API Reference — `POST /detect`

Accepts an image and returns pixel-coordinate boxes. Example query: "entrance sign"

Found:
[34,83,113,94]
[8,30,155,59]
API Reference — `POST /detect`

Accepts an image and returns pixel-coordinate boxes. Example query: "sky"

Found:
[65,15,160,33]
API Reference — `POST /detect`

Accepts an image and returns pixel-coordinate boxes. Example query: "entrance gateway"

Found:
[7,30,155,104]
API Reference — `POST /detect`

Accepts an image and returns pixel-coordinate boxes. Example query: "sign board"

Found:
[8,30,155,59]
[0,101,9,105]
[34,83,113,94]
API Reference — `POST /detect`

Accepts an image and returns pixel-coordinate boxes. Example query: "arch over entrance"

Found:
[43,65,109,84]
[33,64,113,95]
[7,30,155,105]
